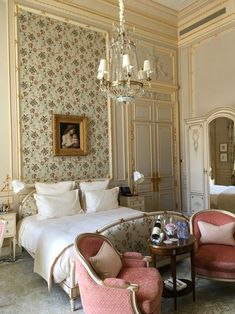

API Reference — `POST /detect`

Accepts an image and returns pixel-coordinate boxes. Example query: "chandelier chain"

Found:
[119,0,125,34]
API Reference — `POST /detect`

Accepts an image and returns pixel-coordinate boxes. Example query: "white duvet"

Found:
[17,207,141,289]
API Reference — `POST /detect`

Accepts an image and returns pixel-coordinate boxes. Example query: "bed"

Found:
[17,186,142,311]
[210,184,235,213]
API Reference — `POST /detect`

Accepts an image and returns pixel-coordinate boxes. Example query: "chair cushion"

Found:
[118,267,163,314]
[195,244,235,279]
[90,241,122,279]
[198,221,235,246]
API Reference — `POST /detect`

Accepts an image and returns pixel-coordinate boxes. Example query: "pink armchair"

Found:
[190,210,235,281]
[74,233,163,314]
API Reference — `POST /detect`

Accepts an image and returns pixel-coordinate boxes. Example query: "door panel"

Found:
[185,121,208,214]
[133,99,154,121]
[187,124,204,193]
[156,123,175,210]
[159,191,175,210]
[134,122,154,178]
[112,104,128,180]
[156,104,173,123]
[132,100,177,212]
[157,124,173,176]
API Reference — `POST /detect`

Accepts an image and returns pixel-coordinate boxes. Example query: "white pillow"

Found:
[198,220,235,246]
[80,179,109,209]
[34,189,83,219]
[85,187,119,213]
[35,181,75,196]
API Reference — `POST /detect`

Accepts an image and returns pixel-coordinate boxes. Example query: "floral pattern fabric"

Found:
[20,193,38,218]
[18,10,109,183]
[99,213,189,256]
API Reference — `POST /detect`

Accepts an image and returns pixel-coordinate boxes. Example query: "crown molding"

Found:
[13,0,178,45]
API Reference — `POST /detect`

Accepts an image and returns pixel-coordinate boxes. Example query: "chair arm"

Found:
[104,278,139,292]
[121,253,152,268]
[104,278,130,288]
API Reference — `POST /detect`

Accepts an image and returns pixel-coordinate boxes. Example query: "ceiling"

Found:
[152,0,198,11]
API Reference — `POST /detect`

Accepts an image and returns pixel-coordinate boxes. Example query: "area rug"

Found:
[0,253,234,313]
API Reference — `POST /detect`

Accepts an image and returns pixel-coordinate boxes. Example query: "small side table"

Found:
[119,195,145,211]
[0,211,17,261]
[149,235,196,311]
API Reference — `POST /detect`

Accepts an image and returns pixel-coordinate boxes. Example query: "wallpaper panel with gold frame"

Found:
[15,5,111,182]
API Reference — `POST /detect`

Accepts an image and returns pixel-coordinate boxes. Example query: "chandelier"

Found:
[97,0,152,103]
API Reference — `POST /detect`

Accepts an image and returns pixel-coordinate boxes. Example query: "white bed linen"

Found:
[17,207,141,287]
[210,185,230,208]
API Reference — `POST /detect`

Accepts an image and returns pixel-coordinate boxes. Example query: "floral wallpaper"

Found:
[18,10,109,183]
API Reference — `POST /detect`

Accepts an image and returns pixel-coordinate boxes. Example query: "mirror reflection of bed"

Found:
[209,117,235,214]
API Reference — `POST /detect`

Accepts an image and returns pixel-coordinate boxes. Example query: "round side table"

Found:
[148,235,196,311]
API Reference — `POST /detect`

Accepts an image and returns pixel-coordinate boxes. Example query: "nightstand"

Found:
[0,211,17,261]
[119,195,145,212]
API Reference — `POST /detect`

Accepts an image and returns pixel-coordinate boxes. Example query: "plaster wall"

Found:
[179,0,235,211]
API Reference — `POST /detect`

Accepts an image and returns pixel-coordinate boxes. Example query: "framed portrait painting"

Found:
[52,114,88,156]
[220,153,227,162]
[219,143,227,152]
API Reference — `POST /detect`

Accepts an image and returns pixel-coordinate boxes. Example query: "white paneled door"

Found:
[132,99,178,212]
[185,120,209,214]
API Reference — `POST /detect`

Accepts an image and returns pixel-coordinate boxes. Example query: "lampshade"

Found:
[133,171,144,184]
[12,180,25,194]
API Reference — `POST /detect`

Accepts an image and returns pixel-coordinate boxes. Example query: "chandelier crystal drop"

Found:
[97,0,153,103]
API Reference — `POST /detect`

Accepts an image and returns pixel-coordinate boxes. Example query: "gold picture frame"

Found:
[52,114,88,156]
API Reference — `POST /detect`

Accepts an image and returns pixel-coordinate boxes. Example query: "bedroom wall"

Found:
[178,0,235,211]
[0,0,179,206]
[18,9,109,182]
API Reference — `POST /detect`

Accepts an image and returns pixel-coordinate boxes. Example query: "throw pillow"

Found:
[34,189,83,219]
[80,179,110,209]
[85,187,119,213]
[90,241,122,279]
[198,220,235,246]
[35,181,75,195]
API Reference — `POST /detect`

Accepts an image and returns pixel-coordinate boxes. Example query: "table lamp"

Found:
[12,180,25,194]
[133,171,144,195]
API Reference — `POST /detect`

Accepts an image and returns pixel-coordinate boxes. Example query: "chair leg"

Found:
[70,298,75,312]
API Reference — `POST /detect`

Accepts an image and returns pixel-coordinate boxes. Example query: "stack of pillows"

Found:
[34,179,120,219]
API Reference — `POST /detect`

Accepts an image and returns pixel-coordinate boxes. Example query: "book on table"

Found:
[164,278,187,291]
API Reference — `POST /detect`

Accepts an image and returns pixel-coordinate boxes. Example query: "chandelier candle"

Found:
[97,0,153,103]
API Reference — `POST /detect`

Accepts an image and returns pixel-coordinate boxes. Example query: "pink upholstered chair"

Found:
[74,233,163,314]
[0,218,6,248]
[190,210,235,281]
